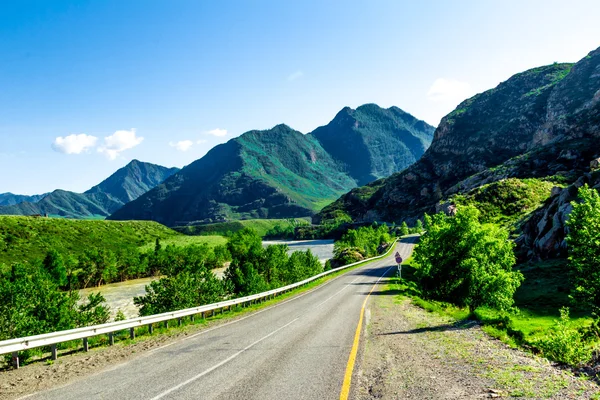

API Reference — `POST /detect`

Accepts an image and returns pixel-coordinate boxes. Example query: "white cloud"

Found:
[205,128,228,137]
[52,134,98,154]
[427,78,474,104]
[287,70,304,81]
[98,129,144,160]
[169,140,194,152]
[196,139,207,144]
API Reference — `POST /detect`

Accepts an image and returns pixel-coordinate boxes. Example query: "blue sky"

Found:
[1,0,599,194]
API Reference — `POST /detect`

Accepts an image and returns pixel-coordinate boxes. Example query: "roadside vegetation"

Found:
[174,218,310,237]
[1,218,393,367]
[396,185,600,370]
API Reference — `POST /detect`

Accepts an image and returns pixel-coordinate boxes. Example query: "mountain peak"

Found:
[311,103,435,186]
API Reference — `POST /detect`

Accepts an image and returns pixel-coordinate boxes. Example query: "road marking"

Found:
[147,274,364,354]
[149,317,300,400]
[148,275,367,399]
[18,267,369,400]
[339,265,394,400]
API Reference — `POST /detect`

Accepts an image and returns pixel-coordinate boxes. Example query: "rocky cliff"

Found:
[318,47,600,234]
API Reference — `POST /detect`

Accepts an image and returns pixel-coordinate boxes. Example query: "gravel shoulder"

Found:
[354,283,600,399]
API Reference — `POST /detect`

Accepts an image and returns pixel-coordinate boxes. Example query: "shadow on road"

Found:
[377,320,478,336]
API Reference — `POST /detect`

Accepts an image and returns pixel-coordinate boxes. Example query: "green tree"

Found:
[400,221,409,236]
[224,228,268,295]
[0,263,108,350]
[414,219,424,234]
[135,269,225,316]
[43,249,67,287]
[415,206,522,312]
[566,185,600,310]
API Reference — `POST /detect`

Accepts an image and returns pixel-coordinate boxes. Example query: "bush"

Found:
[331,224,391,268]
[534,307,593,366]
[415,206,523,312]
[135,270,225,316]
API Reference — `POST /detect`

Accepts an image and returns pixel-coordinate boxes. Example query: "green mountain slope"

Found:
[86,159,180,203]
[318,46,600,228]
[311,104,434,185]
[109,105,434,226]
[0,192,47,206]
[0,160,178,219]
[110,124,357,225]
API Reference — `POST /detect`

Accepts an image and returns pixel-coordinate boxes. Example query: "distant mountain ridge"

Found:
[0,192,47,206]
[311,104,435,186]
[0,160,179,219]
[109,104,434,225]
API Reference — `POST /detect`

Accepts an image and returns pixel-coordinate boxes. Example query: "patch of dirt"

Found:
[354,293,600,399]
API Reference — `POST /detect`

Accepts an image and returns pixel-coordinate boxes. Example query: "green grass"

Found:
[175,218,310,237]
[138,235,227,251]
[0,216,181,265]
[390,254,598,367]
[451,178,557,229]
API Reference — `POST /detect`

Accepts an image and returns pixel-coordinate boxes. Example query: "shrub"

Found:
[534,307,593,366]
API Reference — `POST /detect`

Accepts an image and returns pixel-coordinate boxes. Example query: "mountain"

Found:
[311,104,434,186]
[85,159,180,203]
[317,47,600,259]
[0,160,179,219]
[0,192,47,206]
[109,106,434,226]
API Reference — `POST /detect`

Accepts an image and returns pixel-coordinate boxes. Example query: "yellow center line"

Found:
[339,265,394,400]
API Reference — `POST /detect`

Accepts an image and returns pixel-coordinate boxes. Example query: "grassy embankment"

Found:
[0,216,226,267]
[391,177,595,363]
[395,255,590,345]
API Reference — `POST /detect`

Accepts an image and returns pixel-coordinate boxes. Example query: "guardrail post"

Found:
[83,338,89,352]
[51,344,58,360]
[12,352,19,369]
[164,321,169,329]
[178,318,182,327]
[201,312,205,320]
[190,315,195,322]
[148,324,154,334]
[108,333,114,346]
[130,328,135,340]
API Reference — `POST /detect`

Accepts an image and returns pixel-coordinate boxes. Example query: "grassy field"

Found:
[0,216,181,265]
[175,218,310,237]
[138,235,228,251]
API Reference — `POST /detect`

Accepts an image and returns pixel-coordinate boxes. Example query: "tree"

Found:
[400,221,409,236]
[135,269,225,316]
[224,228,268,295]
[414,206,522,312]
[566,185,600,310]
[414,219,424,234]
[43,249,67,287]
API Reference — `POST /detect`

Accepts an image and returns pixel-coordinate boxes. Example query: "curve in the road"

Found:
[26,238,416,400]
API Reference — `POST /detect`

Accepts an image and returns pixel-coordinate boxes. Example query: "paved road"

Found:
[29,238,416,400]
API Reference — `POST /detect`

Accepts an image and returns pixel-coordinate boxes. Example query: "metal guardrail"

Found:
[1,239,397,369]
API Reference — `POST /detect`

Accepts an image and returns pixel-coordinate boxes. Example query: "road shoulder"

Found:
[354,280,600,399]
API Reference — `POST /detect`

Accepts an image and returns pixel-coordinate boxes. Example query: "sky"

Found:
[1,0,599,195]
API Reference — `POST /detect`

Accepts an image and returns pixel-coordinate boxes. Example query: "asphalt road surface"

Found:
[28,238,416,400]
